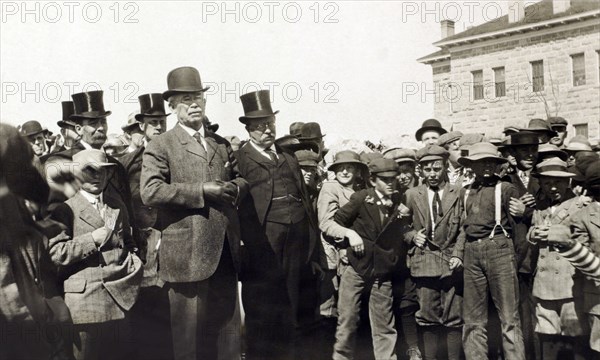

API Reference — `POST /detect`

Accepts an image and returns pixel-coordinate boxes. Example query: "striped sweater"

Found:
[560,241,600,287]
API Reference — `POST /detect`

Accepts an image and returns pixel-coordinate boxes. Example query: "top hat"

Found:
[135,93,170,121]
[533,158,575,178]
[437,131,463,147]
[296,150,320,167]
[162,66,211,101]
[298,122,326,141]
[328,150,368,171]
[369,158,399,177]
[239,90,279,124]
[415,119,447,141]
[57,101,77,128]
[458,142,507,166]
[274,135,319,153]
[506,131,540,147]
[70,90,112,120]
[19,120,48,137]
[382,147,416,164]
[523,118,557,140]
[289,122,305,137]
[416,145,449,163]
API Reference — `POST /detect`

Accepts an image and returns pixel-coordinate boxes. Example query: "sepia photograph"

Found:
[1,0,599,359]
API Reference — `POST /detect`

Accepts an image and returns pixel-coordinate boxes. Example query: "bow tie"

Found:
[379,197,393,208]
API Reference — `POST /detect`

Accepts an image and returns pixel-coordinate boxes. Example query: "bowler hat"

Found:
[369,158,399,177]
[135,93,170,121]
[162,66,210,101]
[506,131,540,147]
[122,112,141,132]
[239,90,279,124]
[57,101,77,128]
[382,147,416,164]
[70,90,112,120]
[523,118,557,140]
[298,122,326,141]
[296,150,320,167]
[275,135,319,153]
[328,150,367,171]
[437,131,463,147]
[289,122,305,137]
[19,120,48,137]
[415,119,447,141]
[538,143,568,162]
[416,145,449,163]
[533,158,575,178]
[565,135,592,152]
[458,142,507,166]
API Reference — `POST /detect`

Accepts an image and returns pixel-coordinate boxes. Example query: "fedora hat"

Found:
[458,142,507,166]
[70,90,112,120]
[72,149,116,178]
[506,131,540,147]
[522,118,557,139]
[382,147,416,164]
[415,118,447,141]
[162,66,210,101]
[239,90,279,124]
[135,93,170,121]
[298,122,326,140]
[122,111,141,132]
[19,120,48,137]
[565,135,592,152]
[289,122,305,137]
[275,135,319,153]
[533,158,575,178]
[538,143,568,162]
[57,101,77,128]
[328,150,367,171]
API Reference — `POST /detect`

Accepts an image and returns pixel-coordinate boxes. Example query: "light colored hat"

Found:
[565,135,592,151]
[458,142,507,166]
[72,149,116,178]
[533,158,575,178]
[382,147,416,164]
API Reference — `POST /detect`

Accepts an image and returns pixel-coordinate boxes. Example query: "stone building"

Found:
[418,0,600,140]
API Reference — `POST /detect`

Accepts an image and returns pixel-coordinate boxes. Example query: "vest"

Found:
[266,156,305,224]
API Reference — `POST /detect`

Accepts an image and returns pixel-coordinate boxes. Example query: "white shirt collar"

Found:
[179,123,205,138]
[249,140,277,159]
[80,140,93,149]
[80,189,102,205]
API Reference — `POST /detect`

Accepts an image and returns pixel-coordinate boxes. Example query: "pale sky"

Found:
[0,0,526,144]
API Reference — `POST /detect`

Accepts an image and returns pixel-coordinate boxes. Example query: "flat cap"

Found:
[416,145,448,163]
[437,131,463,147]
[369,158,399,177]
[295,150,319,167]
[382,147,416,164]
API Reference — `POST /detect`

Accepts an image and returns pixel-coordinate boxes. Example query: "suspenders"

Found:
[489,182,510,239]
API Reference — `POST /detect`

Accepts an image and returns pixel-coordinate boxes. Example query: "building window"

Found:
[494,67,506,97]
[531,60,544,92]
[472,70,483,100]
[572,53,586,86]
[574,124,588,138]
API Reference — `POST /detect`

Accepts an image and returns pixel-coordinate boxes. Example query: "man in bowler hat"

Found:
[141,66,248,360]
[234,89,320,359]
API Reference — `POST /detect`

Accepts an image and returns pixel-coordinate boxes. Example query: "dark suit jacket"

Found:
[404,183,465,277]
[334,188,409,278]
[234,142,319,264]
[140,124,248,283]
[49,191,143,324]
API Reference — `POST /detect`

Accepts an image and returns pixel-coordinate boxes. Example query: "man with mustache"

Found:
[119,93,171,359]
[141,66,248,360]
[235,90,319,360]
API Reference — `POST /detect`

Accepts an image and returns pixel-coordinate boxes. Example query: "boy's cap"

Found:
[437,131,463,147]
[369,158,399,177]
[416,145,448,163]
[458,133,485,151]
[533,158,575,178]
[547,116,568,127]
[360,151,384,165]
[382,148,416,164]
[295,150,319,167]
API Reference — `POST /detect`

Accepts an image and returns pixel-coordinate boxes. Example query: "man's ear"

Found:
[368,176,377,188]
[74,123,84,136]
[138,122,145,132]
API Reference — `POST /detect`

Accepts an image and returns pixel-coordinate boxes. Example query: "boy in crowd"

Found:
[458,142,526,359]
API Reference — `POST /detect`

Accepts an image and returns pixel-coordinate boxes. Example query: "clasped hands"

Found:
[203,180,238,206]
[413,229,462,270]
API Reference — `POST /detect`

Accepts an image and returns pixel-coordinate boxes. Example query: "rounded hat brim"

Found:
[327,159,368,171]
[121,122,141,131]
[415,126,447,141]
[239,110,280,124]
[298,134,326,141]
[135,112,171,121]
[70,111,112,120]
[372,171,399,177]
[162,86,211,101]
[283,142,319,153]
[533,170,575,178]
[57,120,77,128]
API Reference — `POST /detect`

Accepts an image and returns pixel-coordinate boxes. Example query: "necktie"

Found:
[192,132,206,150]
[432,188,443,223]
[265,148,277,162]
[519,170,530,188]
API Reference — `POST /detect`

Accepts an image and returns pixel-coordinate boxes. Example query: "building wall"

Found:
[432,20,600,140]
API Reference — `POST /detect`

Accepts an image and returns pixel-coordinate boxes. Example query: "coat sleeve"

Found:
[317,183,351,242]
[451,188,466,260]
[48,204,98,266]
[334,191,365,228]
[140,138,206,209]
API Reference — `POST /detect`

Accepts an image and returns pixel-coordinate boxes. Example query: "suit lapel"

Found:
[242,142,271,168]
[441,185,458,219]
[365,189,383,232]
[589,203,600,229]
[74,193,105,229]
[174,124,207,160]
[205,136,218,164]
[414,185,430,225]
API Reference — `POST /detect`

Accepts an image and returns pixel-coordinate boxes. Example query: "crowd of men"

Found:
[1,65,600,360]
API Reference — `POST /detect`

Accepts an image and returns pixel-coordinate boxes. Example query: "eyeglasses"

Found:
[249,119,276,132]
